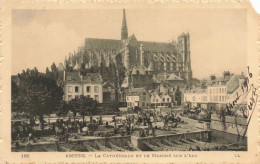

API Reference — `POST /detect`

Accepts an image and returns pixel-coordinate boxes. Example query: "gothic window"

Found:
[166,62,170,71]
[160,56,164,62]
[158,62,161,70]
[172,55,177,62]
[154,62,158,71]
[166,55,171,62]
[160,62,164,70]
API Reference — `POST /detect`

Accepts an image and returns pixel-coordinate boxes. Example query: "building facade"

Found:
[126,88,151,108]
[184,88,208,109]
[184,73,246,110]
[207,85,227,104]
[151,93,162,107]
[63,71,103,103]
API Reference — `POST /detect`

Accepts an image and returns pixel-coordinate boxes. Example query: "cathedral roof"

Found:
[138,41,177,52]
[84,36,177,53]
[124,34,178,52]
[84,38,121,50]
[125,34,137,43]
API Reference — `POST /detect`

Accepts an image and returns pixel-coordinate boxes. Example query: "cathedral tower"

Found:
[121,9,128,40]
[178,33,192,86]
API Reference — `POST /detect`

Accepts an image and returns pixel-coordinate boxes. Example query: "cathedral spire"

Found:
[121,9,128,40]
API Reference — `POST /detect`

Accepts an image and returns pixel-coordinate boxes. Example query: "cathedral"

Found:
[65,9,192,86]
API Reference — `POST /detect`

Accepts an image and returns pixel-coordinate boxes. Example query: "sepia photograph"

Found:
[9,7,251,152]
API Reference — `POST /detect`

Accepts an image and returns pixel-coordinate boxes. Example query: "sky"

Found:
[12,9,247,79]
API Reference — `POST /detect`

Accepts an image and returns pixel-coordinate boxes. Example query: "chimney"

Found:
[210,74,216,80]
[79,71,83,81]
[223,71,231,78]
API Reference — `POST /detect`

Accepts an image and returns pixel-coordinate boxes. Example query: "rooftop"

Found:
[84,38,122,50]
[184,87,207,94]
[126,88,147,96]
[65,71,102,84]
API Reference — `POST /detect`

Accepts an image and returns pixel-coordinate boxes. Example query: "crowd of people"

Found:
[12,109,184,146]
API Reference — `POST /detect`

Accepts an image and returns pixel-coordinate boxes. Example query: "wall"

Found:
[14,136,131,152]
[184,92,207,106]
[207,86,227,104]
[83,83,103,103]
[64,82,83,101]
[211,130,247,147]
[64,82,103,103]
[210,114,247,137]
[131,130,211,150]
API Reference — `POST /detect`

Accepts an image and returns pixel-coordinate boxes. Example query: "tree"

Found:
[80,63,86,76]
[68,98,78,122]
[100,55,107,81]
[56,101,69,119]
[50,62,59,81]
[115,54,126,89]
[78,95,98,124]
[11,81,25,113]
[46,67,50,76]
[16,69,63,130]
[68,96,98,124]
